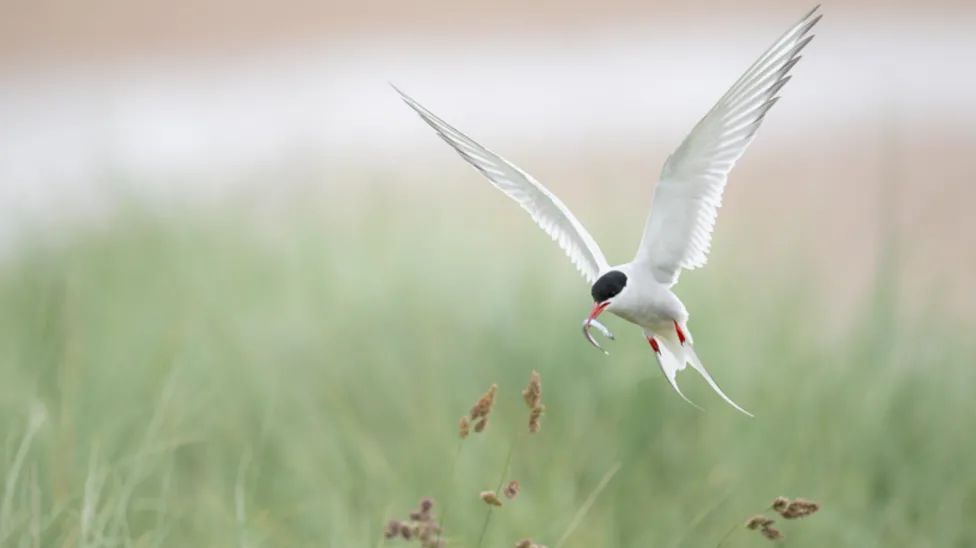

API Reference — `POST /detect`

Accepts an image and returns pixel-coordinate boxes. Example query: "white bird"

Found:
[394,6,821,416]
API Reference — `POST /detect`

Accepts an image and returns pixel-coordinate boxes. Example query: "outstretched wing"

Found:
[635,6,821,285]
[394,85,610,284]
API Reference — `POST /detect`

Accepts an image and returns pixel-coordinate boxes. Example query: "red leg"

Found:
[647,337,661,354]
[673,320,687,345]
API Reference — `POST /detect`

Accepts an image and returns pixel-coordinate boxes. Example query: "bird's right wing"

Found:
[394,85,610,284]
[634,6,821,286]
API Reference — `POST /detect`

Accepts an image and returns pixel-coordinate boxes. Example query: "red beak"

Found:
[588,301,609,322]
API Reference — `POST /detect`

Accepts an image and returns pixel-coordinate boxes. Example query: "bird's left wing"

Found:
[634,6,821,286]
[394,85,610,284]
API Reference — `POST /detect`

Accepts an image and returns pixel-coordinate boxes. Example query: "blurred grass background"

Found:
[0,185,973,547]
[3,0,976,546]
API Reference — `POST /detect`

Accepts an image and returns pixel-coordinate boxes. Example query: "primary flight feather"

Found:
[394,6,821,416]
[391,87,610,284]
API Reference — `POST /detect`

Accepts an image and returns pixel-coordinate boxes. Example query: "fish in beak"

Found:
[581,301,614,354]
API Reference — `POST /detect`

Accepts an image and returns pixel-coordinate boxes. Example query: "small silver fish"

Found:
[581,317,615,354]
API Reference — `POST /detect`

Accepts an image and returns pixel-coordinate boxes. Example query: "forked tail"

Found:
[644,322,753,417]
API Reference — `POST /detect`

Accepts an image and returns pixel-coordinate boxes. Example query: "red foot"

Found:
[674,320,687,345]
[648,337,661,354]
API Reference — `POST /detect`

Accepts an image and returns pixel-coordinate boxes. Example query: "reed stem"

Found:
[475,441,514,548]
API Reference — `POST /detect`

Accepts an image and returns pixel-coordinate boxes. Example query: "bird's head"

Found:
[582,270,628,353]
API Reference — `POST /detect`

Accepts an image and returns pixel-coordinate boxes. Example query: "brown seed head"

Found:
[522,371,542,409]
[781,498,820,519]
[459,416,470,439]
[528,404,545,434]
[417,521,442,547]
[470,384,498,420]
[384,519,400,539]
[771,496,789,512]
[745,515,772,530]
[760,524,784,540]
[417,522,432,541]
[387,498,441,547]
[480,491,503,507]
[515,541,533,548]
[410,496,435,521]
[504,480,520,499]
[474,416,489,433]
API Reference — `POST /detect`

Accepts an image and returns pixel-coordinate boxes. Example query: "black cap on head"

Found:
[591,271,627,302]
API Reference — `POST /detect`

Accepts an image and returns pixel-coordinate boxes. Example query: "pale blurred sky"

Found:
[1,0,975,315]
[2,2,973,188]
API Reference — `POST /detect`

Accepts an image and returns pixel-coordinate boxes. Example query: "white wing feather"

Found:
[394,86,610,284]
[636,6,822,285]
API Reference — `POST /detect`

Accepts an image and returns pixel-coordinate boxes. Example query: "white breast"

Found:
[606,263,688,329]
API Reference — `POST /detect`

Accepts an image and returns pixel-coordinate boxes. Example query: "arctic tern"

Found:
[394,6,822,415]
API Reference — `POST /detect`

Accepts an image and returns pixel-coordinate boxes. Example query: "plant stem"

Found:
[555,461,621,548]
[475,441,514,548]
[436,441,464,546]
[715,522,740,548]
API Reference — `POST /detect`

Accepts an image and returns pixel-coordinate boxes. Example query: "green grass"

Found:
[0,193,973,547]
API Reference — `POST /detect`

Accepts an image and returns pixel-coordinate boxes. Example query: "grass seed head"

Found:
[474,416,489,433]
[760,523,784,540]
[528,404,545,434]
[480,491,503,506]
[417,521,442,547]
[459,416,470,439]
[781,498,820,519]
[504,480,520,499]
[523,371,545,433]
[410,497,435,521]
[515,540,547,548]
[470,384,498,421]
[385,496,441,546]
[771,496,789,512]
[522,371,542,409]
[746,515,773,530]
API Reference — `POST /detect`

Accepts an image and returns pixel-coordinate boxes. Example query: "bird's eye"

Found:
[591,271,627,302]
